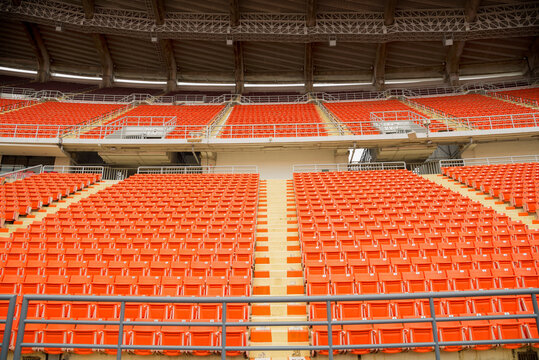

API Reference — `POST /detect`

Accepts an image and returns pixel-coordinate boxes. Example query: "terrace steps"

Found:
[315,104,350,136]
[250,179,309,360]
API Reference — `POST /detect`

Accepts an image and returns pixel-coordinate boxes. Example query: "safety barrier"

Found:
[137,165,259,174]
[9,289,539,360]
[440,154,539,168]
[42,165,104,175]
[293,162,407,173]
[0,295,17,360]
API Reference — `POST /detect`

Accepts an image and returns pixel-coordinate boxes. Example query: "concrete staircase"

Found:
[0,180,118,237]
[423,174,539,230]
[249,179,309,360]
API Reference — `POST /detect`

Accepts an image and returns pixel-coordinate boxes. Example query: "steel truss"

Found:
[0,0,537,41]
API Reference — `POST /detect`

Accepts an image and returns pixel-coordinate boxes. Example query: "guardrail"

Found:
[11,289,539,360]
[489,91,539,108]
[137,165,259,174]
[0,295,17,360]
[0,165,43,182]
[240,94,310,104]
[440,154,539,168]
[1,111,538,139]
[42,165,105,175]
[293,162,407,173]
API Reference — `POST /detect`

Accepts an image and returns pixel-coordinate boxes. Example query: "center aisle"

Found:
[250,179,309,360]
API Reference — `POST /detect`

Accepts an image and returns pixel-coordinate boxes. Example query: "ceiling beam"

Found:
[304,42,313,93]
[384,0,397,26]
[465,0,482,23]
[230,0,240,27]
[22,22,50,82]
[81,0,95,20]
[93,33,114,88]
[306,0,316,27]
[147,0,165,25]
[373,43,387,90]
[525,37,539,78]
[445,40,465,86]
[234,41,244,94]
[161,39,177,92]
[444,0,481,86]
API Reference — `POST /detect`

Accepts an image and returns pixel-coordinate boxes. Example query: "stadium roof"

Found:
[0,0,537,92]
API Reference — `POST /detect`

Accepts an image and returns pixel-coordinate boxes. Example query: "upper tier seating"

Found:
[80,104,224,139]
[493,88,539,104]
[221,104,327,138]
[0,102,124,138]
[442,163,539,213]
[294,169,538,355]
[0,99,25,107]
[324,100,446,135]
[0,173,259,355]
[411,94,538,129]
[0,172,101,227]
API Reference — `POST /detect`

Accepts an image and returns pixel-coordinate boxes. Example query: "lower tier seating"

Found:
[0,172,101,226]
[294,169,539,354]
[0,173,259,355]
[442,162,539,213]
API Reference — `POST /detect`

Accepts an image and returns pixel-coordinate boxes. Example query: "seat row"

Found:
[1,173,100,224]
[0,273,252,297]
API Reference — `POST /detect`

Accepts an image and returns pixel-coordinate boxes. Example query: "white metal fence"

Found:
[439,154,539,168]
[293,162,407,173]
[137,165,259,174]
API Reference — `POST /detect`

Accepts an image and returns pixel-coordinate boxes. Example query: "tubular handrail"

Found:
[440,154,539,168]
[11,288,539,360]
[0,295,17,360]
[293,162,407,172]
[42,165,105,175]
[137,165,259,174]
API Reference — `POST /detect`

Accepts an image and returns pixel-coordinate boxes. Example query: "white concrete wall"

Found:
[461,140,539,158]
[215,149,344,179]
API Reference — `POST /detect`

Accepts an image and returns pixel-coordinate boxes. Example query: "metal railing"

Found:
[0,295,17,360]
[0,165,43,182]
[407,161,442,175]
[1,111,538,140]
[240,94,309,104]
[42,165,104,175]
[137,165,259,174]
[10,289,539,360]
[440,154,539,168]
[0,165,24,174]
[489,91,539,108]
[293,162,406,173]
[102,167,138,180]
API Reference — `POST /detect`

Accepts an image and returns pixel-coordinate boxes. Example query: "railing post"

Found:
[13,296,30,359]
[0,296,17,360]
[531,294,539,333]
[429,297,441,360]
[221,302,227,360]
[326,300,334,360]
[117,301,126,360]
